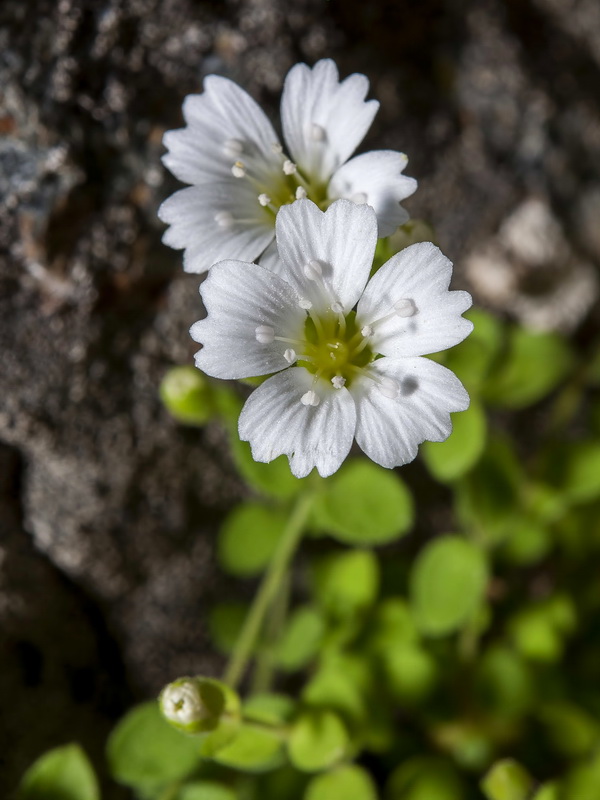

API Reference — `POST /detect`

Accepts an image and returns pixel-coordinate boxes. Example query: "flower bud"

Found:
[159,366,215,426]
[159,676,239,737]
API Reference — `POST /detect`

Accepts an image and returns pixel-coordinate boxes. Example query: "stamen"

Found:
[231,161,247,178]
[223,138,244,158]
[331,301,343,314]
[255,325,275,344]
[258,193,271,207]
[331,375,346,389]
[394,298,417,317]
[310,123,326,142]
[361,325,374,337]
[303,260,323,281]
[299,298,313,310]
[296,186,307,200]
[283,348,297,364]
[271,142,283,154]
[301,390,320,407]
[283,160,297,175]
[351,192,368,204]
[214,211,234,229]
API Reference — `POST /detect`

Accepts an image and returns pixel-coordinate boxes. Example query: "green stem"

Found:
[251,572,290,695]
[224,491,314,689]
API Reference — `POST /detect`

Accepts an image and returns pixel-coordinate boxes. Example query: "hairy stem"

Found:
[223,491,314,689]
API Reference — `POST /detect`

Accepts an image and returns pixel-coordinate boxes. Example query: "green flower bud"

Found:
[159,676,239,737]
[160,366,215,426]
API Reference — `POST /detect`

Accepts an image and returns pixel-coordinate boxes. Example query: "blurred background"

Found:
[2,0,600,795]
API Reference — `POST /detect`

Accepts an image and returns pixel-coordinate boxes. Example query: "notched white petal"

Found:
[238,368,356,478]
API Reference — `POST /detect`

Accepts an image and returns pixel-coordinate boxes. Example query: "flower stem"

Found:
[223,491,314,689]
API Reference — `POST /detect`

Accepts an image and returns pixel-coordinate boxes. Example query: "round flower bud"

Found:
[159,676,239,737]
[159,365,215,426]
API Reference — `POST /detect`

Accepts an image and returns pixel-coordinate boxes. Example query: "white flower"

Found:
[159,59,417,274]
[190,199,473,478]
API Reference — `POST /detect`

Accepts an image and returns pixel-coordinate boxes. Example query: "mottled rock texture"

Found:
[1,0,600,792]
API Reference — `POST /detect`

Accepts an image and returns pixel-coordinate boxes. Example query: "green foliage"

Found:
[218,502,287,577]
[562,441,600,504]
[18,744,99,800]
[176,782,237,800]
[311,549,380,619]
[437,308,504,393]
[107,701,200,793]
[481,759,534,800]
[421,398,487,482]
[304,764,378,800]
[288,710,349,772]
[275,605,325,671]
[386,758,465,800]
[160,365,216,425]
[311,460,414,545]
[211,723,284,772]
[208,603,247,655]
[482,327,572,409]
[409,535,489,636]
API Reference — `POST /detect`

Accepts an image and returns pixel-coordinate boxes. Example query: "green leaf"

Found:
[243,693,297,726]
[475,645,534,719]
[304,764,378,800]
[367,598,420,654]
[562,441,600,505]
[107,701,200,792]
[421,399,487,482]
[531,784,559,800]
[214,387,305,499]
[539,702,600,758]
[276,606,326,671]
[436,308,505,393]
[387,757,465,800]
[410,535,488,636]
[381,643,438,703]
[18,744,99,800]
[481,759,534,800]
[303,661,367,724]
[208,603,247,655]
[563,753,600,800]
[288,709,349,772]
[176,782,237,800]
[211,723,284,773]
[218,503,287,577]
[160,366,216,426]
[482,327,572,409]
[312,460,413,545]
[311,549,380,619]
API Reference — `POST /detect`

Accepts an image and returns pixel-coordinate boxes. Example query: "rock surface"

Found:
[1,0,600,792]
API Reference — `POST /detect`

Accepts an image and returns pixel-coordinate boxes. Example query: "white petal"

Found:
[281,59,379,181]
[329,150,418,237]
[158,184,274,274]
[357,242,473,357]
[238,369,356,478]
[353,357,470,468]
[163,75,281,185]
[275,199,377,311]
[191,261,305,379]
[258,238,287,277]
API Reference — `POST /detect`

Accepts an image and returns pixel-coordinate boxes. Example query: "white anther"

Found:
[361,324,374,337]
[331,301,343,314]
[283,159,297,175]
[283,348,297,364]
[301,390,320,407]
[394,298,417,317]
[271,142,283,154]
[255,325,275,344]
[231,161,246,178]
[379,377,400,399]
[214,211,234,229]
[223,138,244,158]
[303,260,322,281]
[310,123,326,142]
[258,193,271,207]
[296,186,307,200]
[299,298,313,310]
[351,192,368,204]
[331,375,346,389]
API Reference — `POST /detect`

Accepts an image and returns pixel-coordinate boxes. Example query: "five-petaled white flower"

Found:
[191,199,473,478]
[159,59,417,274]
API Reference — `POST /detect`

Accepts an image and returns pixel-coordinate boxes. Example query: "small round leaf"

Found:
[304,764,377,800]
[18,744,99,800]
[288,710,349,772]
[410,535,488,636]
[312,549,380,619]
[218,503,286,577]
[421,399,487,482]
